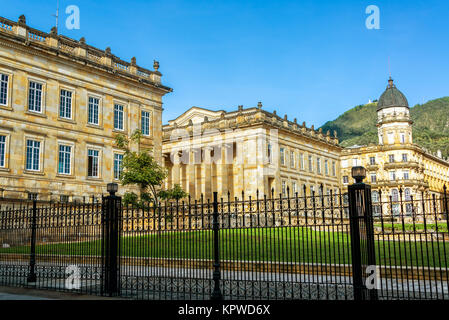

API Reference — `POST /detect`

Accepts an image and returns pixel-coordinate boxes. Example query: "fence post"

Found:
[348,166,378,300]
[102,183,121,297]
[27,199,37,283]
[211,192,223,300]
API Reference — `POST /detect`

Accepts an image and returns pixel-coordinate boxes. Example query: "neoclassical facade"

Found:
[163,78,449,203]
[0,15,171,201]
[162,104,342,200]
[340,78,449,206]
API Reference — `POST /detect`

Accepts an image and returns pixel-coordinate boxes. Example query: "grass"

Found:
[1,227,448,267]
[374,222,448,233]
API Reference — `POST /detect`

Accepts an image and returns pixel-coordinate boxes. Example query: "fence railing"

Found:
[0,184,448,300]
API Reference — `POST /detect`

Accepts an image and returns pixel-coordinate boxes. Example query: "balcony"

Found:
[366,164,379,171]
[371,178,429,188]
[383,161,420,170]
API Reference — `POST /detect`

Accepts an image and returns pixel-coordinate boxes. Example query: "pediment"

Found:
[168,107,225,126]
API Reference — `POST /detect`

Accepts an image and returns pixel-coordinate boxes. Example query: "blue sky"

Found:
[3,0,449,126]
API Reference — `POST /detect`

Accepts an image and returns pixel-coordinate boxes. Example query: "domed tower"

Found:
[377,77,413,145]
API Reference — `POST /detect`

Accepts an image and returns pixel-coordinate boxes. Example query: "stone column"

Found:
[234,139,245,198]
[202,147,212,200]
[172,152,181,188]
[217,144,229,199]
[187,149,196,200]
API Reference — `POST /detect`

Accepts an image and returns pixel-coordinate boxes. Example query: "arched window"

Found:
[404,188,411,201]
[391,189,399,202]
[404,188,413,215]
[391,189,400,216]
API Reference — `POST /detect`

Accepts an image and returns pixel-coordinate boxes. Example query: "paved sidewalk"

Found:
[0,286,123,300]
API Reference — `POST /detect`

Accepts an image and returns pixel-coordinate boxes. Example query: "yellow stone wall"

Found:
[0,17,171,201]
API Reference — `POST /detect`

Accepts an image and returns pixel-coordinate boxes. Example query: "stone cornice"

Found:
[0,16,172,95]
[163,107,340,149]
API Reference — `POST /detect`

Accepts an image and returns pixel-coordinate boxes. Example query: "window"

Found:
[299,153,304,170]
[400,133,405,143]
[60,195,69,203]
[332,161,336,176]
[267,143,272,164]
[324,159,329,175]
[281,180,287,197]
[404,188,411,201]
[114,104,124,130]
[59,89,72,119]
[389,171,396,181]
[114,153,123,180]
[370,173,377,183]
[403,170,409,180]
[28,81,43,112]
[141,110,150,135]
[405,188,412,215]
[88,96,99,125]
[0,74,9,105]
[372,191,381,216]
[372,191,380,203]
[25,140,40,171]
[28,193,38,200]
[343,176,349,184]
[389,154,395,163]
[308,155,313,172]
[317,157,321,174]
[58,145,72,175]
[292,181,297,195]
[353,158,359,166]
[87,149,99,177]
[391,189,400,215]
[280,147,285,165]
[391,189,399,202]
[290,151,295,168]
[369,157,376,165]
[402,153,408,162]
[0,135,5,167]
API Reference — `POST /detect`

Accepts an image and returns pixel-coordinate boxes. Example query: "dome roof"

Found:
[377,77,409,111]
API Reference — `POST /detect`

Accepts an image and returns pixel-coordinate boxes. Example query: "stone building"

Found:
[0,15,172,201]
[162,104,342,200]
[340,78,449,208]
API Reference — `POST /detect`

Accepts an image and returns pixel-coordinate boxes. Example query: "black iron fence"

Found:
[0,183,448,300]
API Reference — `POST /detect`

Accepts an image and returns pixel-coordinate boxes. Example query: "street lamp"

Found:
[107,182,118,196]
[351,166,366,184]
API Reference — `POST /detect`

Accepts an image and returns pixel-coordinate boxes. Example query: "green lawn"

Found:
[374,222,448,233]
[1,226,448,267]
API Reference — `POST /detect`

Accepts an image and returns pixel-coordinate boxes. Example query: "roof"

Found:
[377,77,409,111]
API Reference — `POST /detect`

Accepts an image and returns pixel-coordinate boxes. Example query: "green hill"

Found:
[320,97,449,158]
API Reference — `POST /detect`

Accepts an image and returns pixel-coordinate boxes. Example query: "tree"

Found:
[158,184,188,201]
[115,129,188,206]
